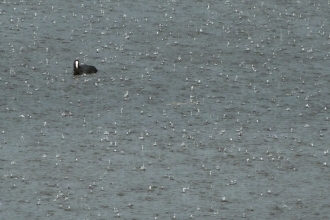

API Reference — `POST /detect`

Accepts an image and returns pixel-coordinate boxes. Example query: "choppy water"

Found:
[1,0,330,219]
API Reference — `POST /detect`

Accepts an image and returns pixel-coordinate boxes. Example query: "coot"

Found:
[73,60,98,75]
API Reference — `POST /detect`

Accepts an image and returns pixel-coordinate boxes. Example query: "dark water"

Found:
[1,0,330,219]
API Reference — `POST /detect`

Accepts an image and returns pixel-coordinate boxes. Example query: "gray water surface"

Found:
[1,0,330,219]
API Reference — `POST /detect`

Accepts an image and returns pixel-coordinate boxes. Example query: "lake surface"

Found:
[1,0,330,219]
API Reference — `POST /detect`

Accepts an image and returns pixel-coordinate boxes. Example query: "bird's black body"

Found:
[73,60,98,75]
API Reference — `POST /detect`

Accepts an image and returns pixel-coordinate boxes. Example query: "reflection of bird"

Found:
[73,60,98,75]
